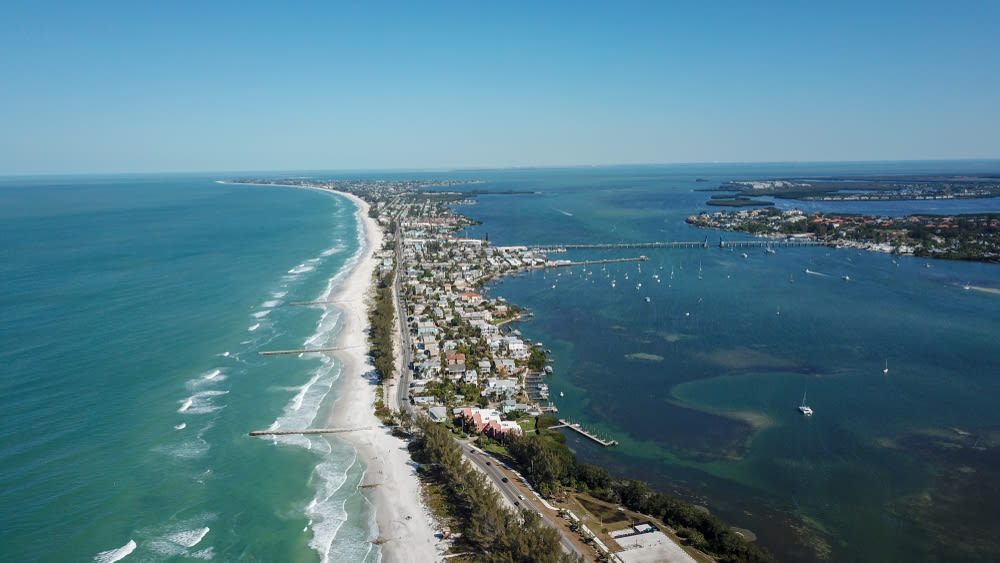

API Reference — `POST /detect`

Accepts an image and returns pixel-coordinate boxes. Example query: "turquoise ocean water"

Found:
[3,163,1000,562]
[1,176,375,561]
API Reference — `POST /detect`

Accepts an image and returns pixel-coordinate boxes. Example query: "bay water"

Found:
[451,162,1000,562]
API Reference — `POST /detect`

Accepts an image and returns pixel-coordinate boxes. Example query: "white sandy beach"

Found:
[325,192,443,563]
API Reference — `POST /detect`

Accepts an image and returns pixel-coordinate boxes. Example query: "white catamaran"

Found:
[798,391,813,416]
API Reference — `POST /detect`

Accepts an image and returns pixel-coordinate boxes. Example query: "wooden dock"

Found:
[248,426,375,437]
[550,419,618,447]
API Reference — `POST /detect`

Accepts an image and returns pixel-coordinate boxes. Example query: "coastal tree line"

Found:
[409,416,578,562]
[503,415,776,563]
[368,269,396,383]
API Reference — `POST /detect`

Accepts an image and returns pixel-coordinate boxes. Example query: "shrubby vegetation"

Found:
[503,415,775,562]
[409,417,577,562]
[527,346,547,371]
[368,270,396,383]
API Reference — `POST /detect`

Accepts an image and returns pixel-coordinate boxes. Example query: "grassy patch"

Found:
[575,495,630,527]
[480,442,509,457]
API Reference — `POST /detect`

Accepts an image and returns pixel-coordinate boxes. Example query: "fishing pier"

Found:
[258,347,342,356]
[549,419,619,447]
[530,238,819,252]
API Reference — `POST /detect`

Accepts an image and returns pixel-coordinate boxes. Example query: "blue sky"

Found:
[1,1,997,174]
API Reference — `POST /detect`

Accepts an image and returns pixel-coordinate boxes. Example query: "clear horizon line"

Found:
[2,157,1000,178]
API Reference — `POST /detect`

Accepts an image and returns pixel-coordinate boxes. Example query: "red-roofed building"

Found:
[460,407,523,439]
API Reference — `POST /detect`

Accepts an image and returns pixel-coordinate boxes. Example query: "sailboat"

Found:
[883,360,889,375]
[798,391,813,416]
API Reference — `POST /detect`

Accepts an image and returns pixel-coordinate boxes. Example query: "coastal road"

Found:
[461,442,588,561]
[392,224,415,418]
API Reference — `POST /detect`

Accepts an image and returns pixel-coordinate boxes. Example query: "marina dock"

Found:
[550,419,619,447]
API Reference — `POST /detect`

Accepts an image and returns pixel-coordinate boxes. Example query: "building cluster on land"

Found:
[719,176,1000,201]
[687,207,1000,262]
[376,193,572,437]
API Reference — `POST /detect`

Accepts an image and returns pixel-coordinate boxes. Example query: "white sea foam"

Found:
[163,439,210,459]
[177,390,228,415]
[262,299,279,308]
[288,264,315,275]
[272,291,288,299]
[253,310,270,319]
[304,308,343,349]
[221,351,230,357]
[291,370,325,412]
[307,442,376,563]
[94,539,136,562]
[174,423,186,430]
[167,526,210,548]
[320,244,344,257]
[248,323,260,332]
[186,369,225,389]
[145,516,216,559]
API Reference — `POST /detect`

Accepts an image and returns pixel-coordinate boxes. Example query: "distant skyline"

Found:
[2,1,998,175]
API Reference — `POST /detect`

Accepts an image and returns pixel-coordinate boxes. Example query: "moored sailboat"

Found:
[798,391,813,416]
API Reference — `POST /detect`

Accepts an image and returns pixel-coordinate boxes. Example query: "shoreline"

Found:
[321,191,441,562]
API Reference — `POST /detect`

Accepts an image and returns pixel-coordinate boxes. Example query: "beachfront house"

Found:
[427,406,449,422]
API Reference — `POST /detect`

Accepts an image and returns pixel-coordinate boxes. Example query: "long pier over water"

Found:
[544,256,648,269]
[531,238,819,251]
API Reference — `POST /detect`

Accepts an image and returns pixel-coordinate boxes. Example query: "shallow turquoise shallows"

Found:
[1,175,372,562]
[2,163,1000,562]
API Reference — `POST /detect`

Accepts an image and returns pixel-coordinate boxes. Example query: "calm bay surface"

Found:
[451,162,1000,562]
